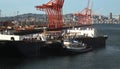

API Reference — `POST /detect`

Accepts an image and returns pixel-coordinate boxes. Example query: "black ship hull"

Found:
[0,40,63,57]
[0,36,108,57]
[75,36,108,48]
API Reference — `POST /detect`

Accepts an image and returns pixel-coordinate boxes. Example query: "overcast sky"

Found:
[0,0,120,16]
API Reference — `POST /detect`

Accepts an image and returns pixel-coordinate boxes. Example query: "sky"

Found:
[0,0,120,17]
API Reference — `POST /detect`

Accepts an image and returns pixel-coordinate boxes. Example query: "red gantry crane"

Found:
[35,0,64,29]
[74,0,92,26]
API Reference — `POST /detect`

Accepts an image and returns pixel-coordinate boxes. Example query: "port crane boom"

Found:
[73,0,92,25]
[35,0,64,29]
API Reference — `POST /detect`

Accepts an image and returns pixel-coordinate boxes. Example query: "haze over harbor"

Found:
[0,13,120,24]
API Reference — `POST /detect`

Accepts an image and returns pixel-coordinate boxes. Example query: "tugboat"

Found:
[63,38,92,54]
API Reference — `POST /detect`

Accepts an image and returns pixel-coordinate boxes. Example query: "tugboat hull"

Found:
[63,47,92,54]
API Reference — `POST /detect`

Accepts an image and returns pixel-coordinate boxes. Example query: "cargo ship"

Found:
[0,26,108,57]
[0,0,108,57]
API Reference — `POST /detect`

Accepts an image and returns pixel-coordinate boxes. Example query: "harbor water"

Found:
[0,24,120,69]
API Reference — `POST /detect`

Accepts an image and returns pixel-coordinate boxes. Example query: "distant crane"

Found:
[35,0,64,29]
[73,0,92,25]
